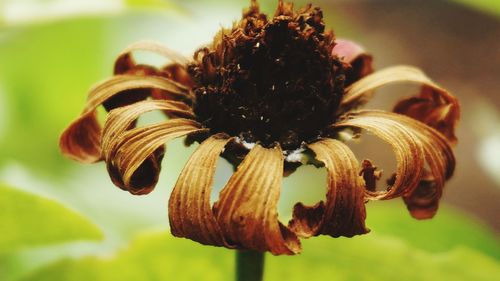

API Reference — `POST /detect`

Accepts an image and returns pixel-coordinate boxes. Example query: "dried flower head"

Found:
[60,0,459,255]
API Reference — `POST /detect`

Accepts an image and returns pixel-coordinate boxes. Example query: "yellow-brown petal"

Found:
[394,86,460,144]
[59,75,190,163]
[59,111,101,163]
[168,134,232,247]
[363,111,455,219]
[102,99,193,160]
[103,65,159,112]
[106,118,202,195]
[334,111,425,200]
[290,139,369,238]
[112,40,194,111]
[340,66,460,143]
[213,144,301,255]
[335,110,455,219]
[114,40,190,74]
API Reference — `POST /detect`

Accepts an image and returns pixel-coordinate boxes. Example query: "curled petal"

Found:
[112,41,194,110]
[102,99,193,160]
[335,110,455,219]
[332,39,374,86]
[394,86,460,144]
[334,111,425,200]
[214,145,301,255]
[159,64,195,88]
[403,171,441,220]
[290,139,368,238]
[101,99,193,194]
[168,134,232,247]
[103,65,158,112]
[340,66,460,143]
[114,40,190,74]
[369,111,455,219]
[59,111,101,163]
[105,118,202,195]
[356,111,455,218]
[59,75,191,163]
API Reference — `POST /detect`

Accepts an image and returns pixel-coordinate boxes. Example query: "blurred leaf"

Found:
[267,235,500,281]
[20,229,499,281]
[125,0,178,10]
[451,0,500,17]
[0,10,185,176]
[366,201,500,259]
[0,18,111,173]
[0,183,103,255]
[20,232,233,281]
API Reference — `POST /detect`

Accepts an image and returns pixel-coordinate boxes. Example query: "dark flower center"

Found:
[189,3,346,151]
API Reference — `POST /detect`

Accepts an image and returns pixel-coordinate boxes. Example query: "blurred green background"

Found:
[0,0,499,280]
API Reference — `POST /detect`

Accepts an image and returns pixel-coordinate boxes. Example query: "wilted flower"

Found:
[60,0,459,255]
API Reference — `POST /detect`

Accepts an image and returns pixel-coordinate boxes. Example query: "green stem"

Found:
[236,250,265,281]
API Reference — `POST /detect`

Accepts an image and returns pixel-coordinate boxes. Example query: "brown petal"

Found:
[214,144,301,255]
[105,118,202,195]
[114,40,190,74]
[334,111,425,200]
[332,39,374,86]
[168,134,232,247]
[394,86,460,144]
[59,75,191,163]
[403,171,441,220]
[340,66,460,143]
[103,65,159,112]
[59,111,101,163]
[101,100,193,194]
[336,110,455,219]
[357,111,455,219]
[112,41,194,110]
[159,64,195,88]
[359,159,382,192]
[289,139,369,238]
[275,0,294,17]
[102,99,193,159]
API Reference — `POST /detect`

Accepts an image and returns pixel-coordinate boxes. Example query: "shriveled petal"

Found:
[275,0,294,17]
[102,99,193,160]
[114,40,190,74]
[355,111,455,219]
[394,86,460,144]
[214,144,301,255]
[105,118,202,195]
[59,75,191,163]
[111,41,194,111]
[103,65,158,112]
[168,134,232,247]
[101,99,193,194]
[159,64,195,88]
[59,111,101,163]
[334,111,425,200]
[403,171,441,220]
[289,139,368,238]
[359,159,382,192]
[335,110,455,219]
[340,66,460,143]
[332,39,373,86]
